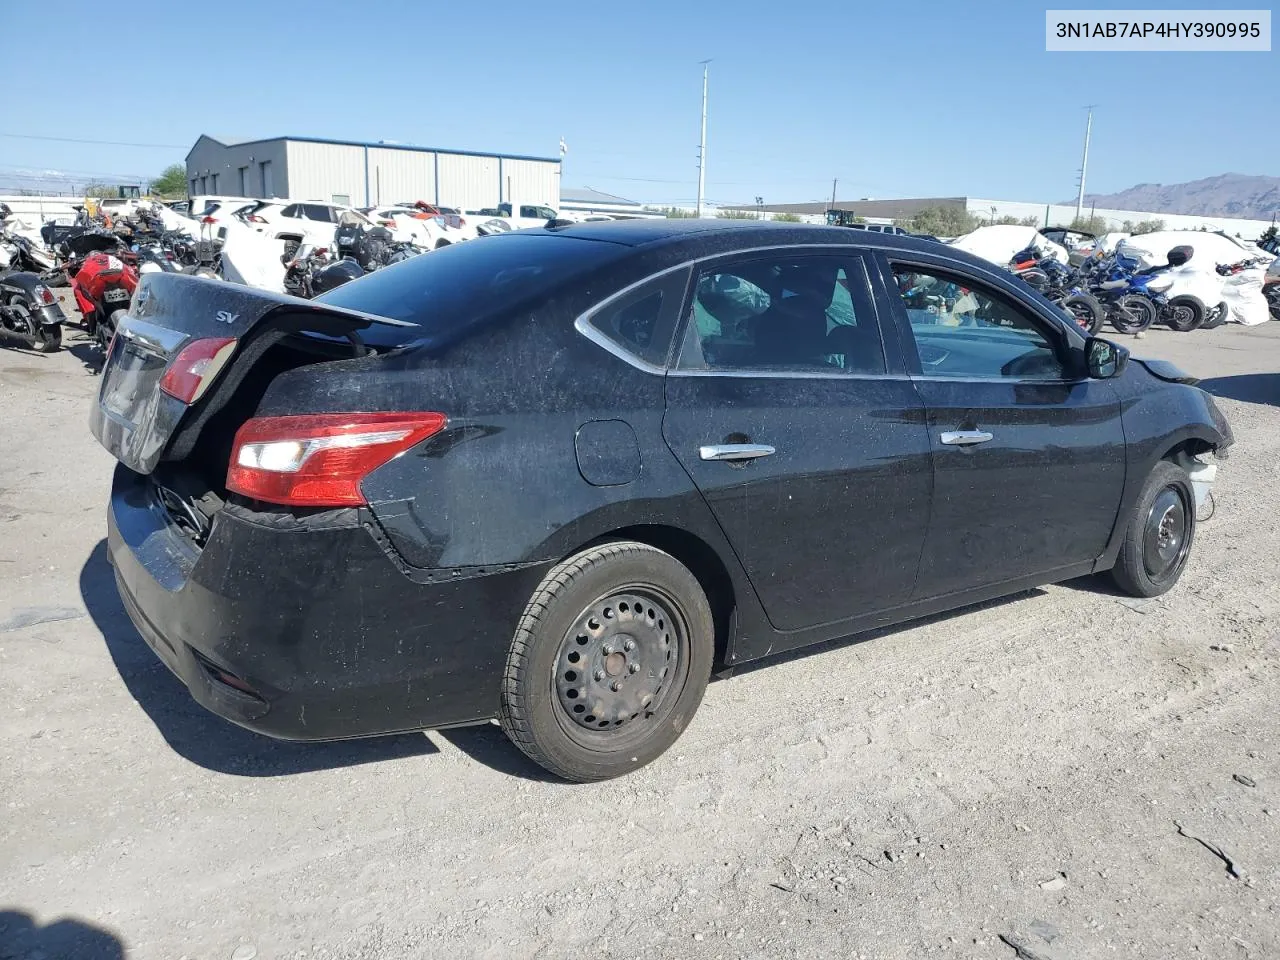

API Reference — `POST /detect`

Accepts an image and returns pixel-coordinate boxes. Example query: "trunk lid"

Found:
[90,272,417,475]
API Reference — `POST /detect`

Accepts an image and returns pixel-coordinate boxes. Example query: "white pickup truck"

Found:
[464,202,566,232]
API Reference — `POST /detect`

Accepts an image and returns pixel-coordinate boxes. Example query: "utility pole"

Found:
[831,177,838,210]
[696,60,710,219]
[1074,106,1096,223]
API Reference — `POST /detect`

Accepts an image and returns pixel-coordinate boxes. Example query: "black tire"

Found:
[1061,293,1104,335]
[1108,460,1196,598]
[1109,294,1157,335]
[6,295,61,352]
[499,541,715,782]
[1202,301,1230,329]
[1164,295,1206,332]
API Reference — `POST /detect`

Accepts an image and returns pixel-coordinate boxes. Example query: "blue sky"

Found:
[3,0,1275,205]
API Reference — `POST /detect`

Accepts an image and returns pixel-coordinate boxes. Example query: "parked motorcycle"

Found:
[1082,247,1219,335]
[131,240,181,275]
[1009,245,1105,334]
[282,245,363,299]
[0,270,64,352]
[334,222,423,271]
[0,205,64,350]
[70,251,139,353]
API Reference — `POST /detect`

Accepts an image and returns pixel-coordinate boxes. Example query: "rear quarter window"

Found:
[583,269,689,369]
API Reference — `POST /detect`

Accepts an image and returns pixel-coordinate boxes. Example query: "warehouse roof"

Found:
[724,197,969,217]
[560,187,642,207]
[187,134,560,165]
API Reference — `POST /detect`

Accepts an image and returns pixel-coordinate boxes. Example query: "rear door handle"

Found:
[939,430,994,446]
[699,443,776,462]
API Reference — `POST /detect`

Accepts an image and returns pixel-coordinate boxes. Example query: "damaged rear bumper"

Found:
[106,465,552,741]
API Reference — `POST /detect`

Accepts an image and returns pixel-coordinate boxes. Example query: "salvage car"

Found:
[91,220,1233,782]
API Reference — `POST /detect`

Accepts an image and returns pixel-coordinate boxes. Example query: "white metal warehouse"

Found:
[185,135,562,210]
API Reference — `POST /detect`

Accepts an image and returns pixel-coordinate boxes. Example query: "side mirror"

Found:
[1085,336,1129,379]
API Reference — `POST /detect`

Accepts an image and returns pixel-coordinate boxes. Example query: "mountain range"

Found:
[1063,173,1280,221]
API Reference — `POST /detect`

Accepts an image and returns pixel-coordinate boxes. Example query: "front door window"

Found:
[889,265,1067,380]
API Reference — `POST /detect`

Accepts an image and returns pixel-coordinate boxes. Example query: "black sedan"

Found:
[91,220,1233,781]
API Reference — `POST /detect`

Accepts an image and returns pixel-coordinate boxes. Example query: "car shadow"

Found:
[0,332,56,355]
[1056,573,1126,597]
[0,908,125,959]
[79,540,438,777]
[433,724,568,785]
[1197,373,1280,407]
[730,588,1048,677]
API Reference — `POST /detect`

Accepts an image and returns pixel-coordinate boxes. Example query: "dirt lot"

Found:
[2,319,1279,960]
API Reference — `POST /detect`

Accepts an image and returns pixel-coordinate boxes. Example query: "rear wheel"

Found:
[499,542,714,782]
[6,295,61,352]
[1164,296,1205,332]
[1109,460,1196,598]
[1061,293,1104,335]
[1109,294,1157,335]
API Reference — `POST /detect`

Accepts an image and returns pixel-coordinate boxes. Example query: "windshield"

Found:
[315,233,628,348]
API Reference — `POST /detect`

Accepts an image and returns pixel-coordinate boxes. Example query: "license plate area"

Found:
[104,288,131,303]
[101,338,167,421]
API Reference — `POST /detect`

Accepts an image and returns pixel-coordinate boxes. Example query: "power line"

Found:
[0,132,187,149]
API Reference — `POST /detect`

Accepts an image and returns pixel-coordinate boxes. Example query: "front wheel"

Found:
[1109,294,1157,335]
[1109,460,1196,598]
[1164,296,1206,332]
[499,542,715,782]
[1061,293,1104,335]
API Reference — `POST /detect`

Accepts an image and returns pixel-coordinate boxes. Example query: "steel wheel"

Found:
[553,589,687,738]
[1109,460,1197,598]
[1142,485,1191,582]
[499,541,714,781]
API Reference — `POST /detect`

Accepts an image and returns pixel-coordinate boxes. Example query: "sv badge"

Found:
[215,310,239,325]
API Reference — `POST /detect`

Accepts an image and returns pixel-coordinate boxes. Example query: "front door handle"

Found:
[699,443,776,462]
[939,430,994,446]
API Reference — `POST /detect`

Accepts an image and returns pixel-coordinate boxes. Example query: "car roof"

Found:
[536,218,946,255]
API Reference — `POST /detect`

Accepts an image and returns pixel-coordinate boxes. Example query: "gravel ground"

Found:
[1,319,1278,960]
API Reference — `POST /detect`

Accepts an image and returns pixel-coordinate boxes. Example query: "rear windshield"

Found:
[315,233,628,349]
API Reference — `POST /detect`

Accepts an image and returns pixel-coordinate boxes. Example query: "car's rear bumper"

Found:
[106,465,553,741]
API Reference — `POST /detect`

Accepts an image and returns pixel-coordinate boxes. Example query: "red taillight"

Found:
[202,215,216,224]
[248,214,266,223]
[158,337,238,404]
[379,220,395,227]
[34,284,55,305]
[226,412,448,507]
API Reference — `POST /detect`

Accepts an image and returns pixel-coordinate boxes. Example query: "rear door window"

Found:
[302,204,334,222]
[675,253,887,374]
